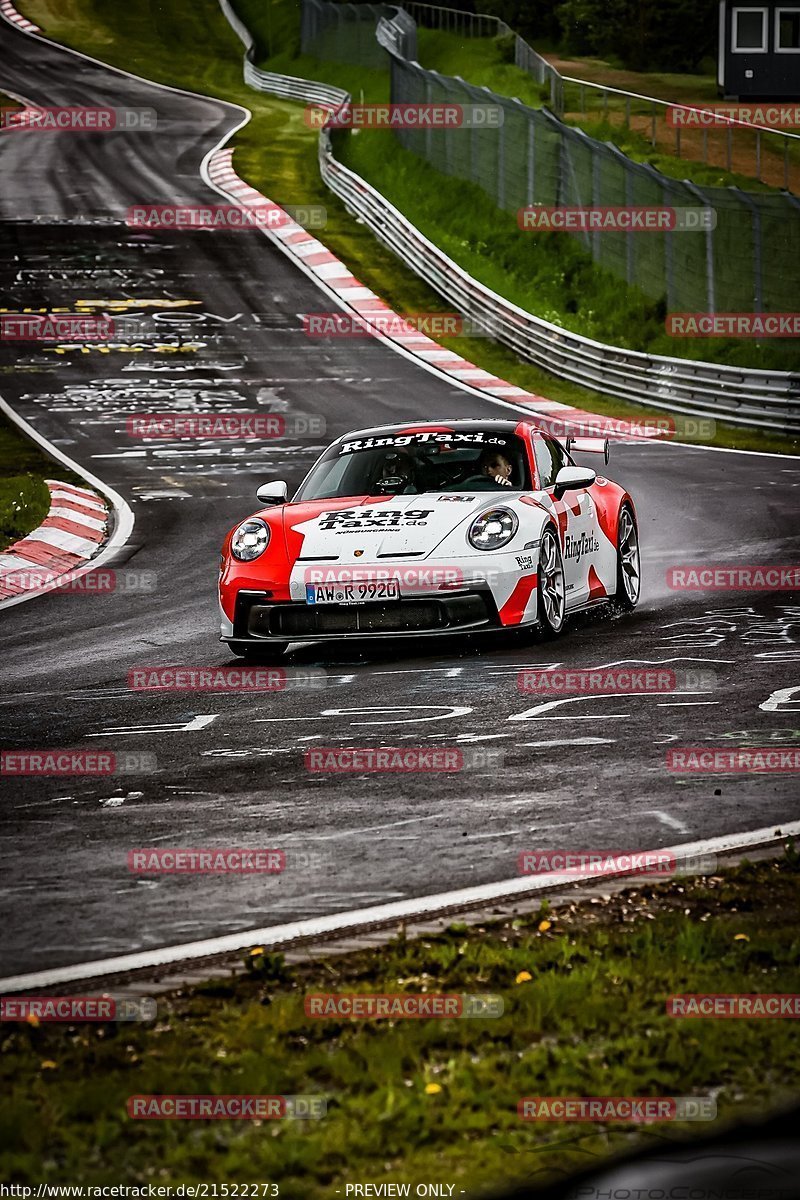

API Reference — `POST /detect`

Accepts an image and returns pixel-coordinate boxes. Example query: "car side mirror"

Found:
[256,481,288,505]
[553,465,596,499]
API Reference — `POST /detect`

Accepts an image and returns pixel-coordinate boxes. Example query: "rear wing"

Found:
[565,436,609,465]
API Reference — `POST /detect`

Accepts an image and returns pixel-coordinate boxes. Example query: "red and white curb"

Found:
[0,480,109,600]
[206,147,662,442]
[0,0,39,33]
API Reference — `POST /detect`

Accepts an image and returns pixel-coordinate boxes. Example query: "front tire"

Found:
[614,504,641,611]
[537,526,566,637]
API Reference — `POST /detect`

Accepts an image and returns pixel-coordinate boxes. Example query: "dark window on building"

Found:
[733,7,768,50]
[777,8,800,49]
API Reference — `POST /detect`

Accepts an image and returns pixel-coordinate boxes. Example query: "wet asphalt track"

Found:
[0,15,799,977]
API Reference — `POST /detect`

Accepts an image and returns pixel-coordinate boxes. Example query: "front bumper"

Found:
[225,587,500,643]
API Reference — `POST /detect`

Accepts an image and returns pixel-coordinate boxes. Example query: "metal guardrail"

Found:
[223,2,800,433]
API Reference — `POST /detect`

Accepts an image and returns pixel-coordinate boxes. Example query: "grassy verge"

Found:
[2,854,799,1191]
[0,415,57,550]
[417,31,781,193]
[14,0,799,457]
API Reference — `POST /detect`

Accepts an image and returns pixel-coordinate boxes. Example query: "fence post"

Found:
[730,187,763,313]
[591,143,601,262]
[495,91,506,210]
[455,75,475,183]
[684,180,716,315]
[528,109,536,203]
[425,74,433,162]
[663,181,676,313]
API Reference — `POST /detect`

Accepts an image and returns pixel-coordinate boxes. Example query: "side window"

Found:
[777,7,800,51]
[534,436,567,488]
[732,7,768,51]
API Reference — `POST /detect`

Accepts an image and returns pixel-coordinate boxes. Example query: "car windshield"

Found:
[294,429,531,500]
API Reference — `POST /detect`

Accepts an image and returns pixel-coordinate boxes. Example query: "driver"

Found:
[477,448,513,487]
[373,450,416,494]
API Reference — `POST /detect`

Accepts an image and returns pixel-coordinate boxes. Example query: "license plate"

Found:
[306,581,401,605]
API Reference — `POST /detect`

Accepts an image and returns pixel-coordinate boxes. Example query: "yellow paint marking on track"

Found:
[74,299,202,310]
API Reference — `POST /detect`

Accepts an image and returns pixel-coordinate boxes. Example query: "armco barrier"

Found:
[221,0,800,434]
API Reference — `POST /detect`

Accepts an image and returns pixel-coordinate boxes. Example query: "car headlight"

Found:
[231,518,270,562]
[468,507,518,551]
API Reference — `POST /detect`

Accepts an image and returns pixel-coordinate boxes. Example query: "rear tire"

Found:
[614,504,641,611]
[537,526,566,638]
[227,641,289,663]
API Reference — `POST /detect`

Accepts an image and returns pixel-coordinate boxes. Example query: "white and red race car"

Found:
[219,420,640,659]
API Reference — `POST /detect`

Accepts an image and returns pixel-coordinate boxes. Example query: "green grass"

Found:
[0,415,64,549]
[418,28,552,109]
[14,0,799,460]
[2,855,799,1191]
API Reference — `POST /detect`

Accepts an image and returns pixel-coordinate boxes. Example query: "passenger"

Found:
[477,449,513,487]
